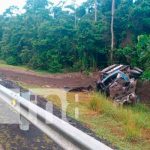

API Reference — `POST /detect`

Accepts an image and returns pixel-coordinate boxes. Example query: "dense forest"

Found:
[0,0,149,74]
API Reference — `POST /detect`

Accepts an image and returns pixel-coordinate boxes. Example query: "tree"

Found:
[0,0,149,72]
[94,0,98,22]
[110,0,115,64]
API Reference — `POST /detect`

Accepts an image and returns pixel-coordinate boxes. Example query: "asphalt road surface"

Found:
[0,98,62,150]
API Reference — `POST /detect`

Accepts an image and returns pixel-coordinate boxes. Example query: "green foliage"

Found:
[116,34,150,70]
[6,56,17,65]
[141,70,150,80]
[136,35,150,70]
[0,0,149,73]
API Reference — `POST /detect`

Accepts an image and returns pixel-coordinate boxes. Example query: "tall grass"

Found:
[89,93,150,141]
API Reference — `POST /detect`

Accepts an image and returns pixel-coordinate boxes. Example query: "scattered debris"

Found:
[96,64,143,105]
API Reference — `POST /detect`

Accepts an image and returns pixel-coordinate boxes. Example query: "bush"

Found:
[6,57,17,65]
[141,70,150,80]
[90,93,115,113]
[89,96,101,112]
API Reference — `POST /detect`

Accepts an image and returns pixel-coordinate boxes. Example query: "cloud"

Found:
[0,0,86,14]
[0,0,25,14]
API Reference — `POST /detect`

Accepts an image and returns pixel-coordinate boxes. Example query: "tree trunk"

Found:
[73,0,77,28]
[110,0,115,64]
[94,0,97,22]
[75,9,77,28]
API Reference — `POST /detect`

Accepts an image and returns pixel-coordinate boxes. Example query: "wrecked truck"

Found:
[96,64,143,105]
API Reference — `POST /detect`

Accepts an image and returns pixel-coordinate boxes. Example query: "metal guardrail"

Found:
[0,84,113,150]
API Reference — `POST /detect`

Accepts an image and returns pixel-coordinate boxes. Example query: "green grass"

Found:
[0,60,63,75]
[89,93,150,140]
[90,94,150,126]
[0,59,93,75]
[0,60,28,70]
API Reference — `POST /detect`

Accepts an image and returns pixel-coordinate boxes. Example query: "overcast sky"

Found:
[0,0,86,14]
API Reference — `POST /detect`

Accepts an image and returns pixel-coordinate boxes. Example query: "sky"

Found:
[0,0,86,14]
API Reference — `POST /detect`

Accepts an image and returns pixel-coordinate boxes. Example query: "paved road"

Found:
[0,98,62,150]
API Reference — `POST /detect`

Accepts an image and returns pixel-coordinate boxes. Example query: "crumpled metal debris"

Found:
[96,64,143,105]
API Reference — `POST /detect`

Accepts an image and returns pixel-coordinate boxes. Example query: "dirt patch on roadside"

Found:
[0,66,149,104]
[0,67,97,88]
[136,80,150,104]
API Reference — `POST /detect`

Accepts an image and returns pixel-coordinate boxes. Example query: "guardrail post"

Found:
[19,89,30,131]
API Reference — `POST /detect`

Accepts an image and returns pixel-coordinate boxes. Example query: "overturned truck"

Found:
[96,64,143,105]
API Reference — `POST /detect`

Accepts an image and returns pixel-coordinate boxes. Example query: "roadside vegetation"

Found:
[89,94,150,140]
[0,0,149,75]
[29,87,150,150]
[0,60,63,75]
